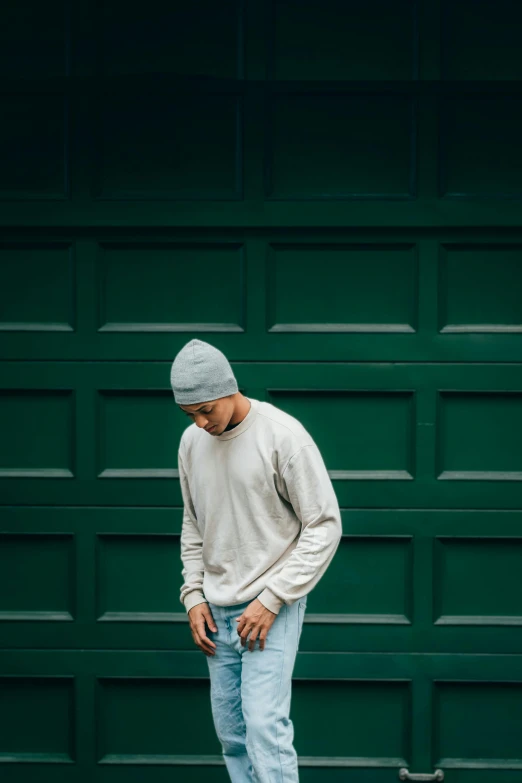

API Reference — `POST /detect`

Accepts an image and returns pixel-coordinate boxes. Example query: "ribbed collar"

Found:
[215,397,259,441]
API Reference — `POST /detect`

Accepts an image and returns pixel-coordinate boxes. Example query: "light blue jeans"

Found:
[206,595,307,782]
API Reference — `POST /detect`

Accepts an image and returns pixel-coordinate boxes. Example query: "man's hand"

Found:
[236,598,277,652]
[188,602,217,656]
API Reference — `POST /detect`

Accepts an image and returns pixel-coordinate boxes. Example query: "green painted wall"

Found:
[1,1,522,781]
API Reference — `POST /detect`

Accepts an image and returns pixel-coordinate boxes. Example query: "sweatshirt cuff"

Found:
[257,587,285,615]
[183,591,208,613]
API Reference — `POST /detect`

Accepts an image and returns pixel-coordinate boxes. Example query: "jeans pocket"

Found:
[297,600,306,645]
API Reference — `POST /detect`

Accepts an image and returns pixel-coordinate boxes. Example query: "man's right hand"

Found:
[188,602,217,656]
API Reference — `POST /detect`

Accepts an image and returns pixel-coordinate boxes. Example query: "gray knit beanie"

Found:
[170,339,238,405]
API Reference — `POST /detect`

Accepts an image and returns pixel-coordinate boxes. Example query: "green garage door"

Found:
[1,2,522,782]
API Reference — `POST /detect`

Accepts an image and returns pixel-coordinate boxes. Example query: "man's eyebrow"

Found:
[178,404,210,413]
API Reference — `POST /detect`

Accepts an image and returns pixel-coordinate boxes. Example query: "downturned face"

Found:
[178,396,235,435]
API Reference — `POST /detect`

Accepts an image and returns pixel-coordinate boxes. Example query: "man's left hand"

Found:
[236,598,277,652]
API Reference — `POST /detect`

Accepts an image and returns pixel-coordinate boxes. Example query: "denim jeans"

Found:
[206,595,307,782]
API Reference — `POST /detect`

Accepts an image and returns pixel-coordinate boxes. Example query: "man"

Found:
[170,338,342,782]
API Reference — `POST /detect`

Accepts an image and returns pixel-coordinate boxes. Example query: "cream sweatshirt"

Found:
[178,397,342,615]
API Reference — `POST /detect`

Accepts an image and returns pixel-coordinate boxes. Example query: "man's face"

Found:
[178,396,234,435]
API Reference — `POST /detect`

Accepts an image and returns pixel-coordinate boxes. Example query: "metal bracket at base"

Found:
[399,769,444,782]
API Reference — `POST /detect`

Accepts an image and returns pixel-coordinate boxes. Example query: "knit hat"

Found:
[170,339,238,405]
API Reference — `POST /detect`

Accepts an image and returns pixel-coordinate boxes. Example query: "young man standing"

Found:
[171,338,342,782]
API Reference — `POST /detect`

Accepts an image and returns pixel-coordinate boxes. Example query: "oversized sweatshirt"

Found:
[178,397,343,615]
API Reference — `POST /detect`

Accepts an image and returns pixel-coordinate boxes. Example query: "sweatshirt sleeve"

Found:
[257,443,343,614]
[178,442,208,613]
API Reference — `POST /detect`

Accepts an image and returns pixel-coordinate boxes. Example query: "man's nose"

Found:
[195,415,208,428]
